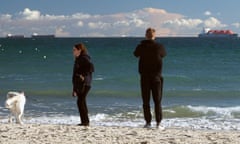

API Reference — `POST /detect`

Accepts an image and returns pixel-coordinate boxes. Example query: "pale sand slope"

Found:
[0,124,239,144]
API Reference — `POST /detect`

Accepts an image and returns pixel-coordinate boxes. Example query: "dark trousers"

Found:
[140,74,163,124]
[77,86,91,124]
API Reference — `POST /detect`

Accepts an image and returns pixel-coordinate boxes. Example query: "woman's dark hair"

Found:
[74,43,88,55]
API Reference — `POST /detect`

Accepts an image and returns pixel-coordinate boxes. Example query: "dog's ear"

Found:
[7,93,16,98]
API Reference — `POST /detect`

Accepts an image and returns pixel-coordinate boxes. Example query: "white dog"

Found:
[5,91,26,125]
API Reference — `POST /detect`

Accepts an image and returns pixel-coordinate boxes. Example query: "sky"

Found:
[0,0,240,37]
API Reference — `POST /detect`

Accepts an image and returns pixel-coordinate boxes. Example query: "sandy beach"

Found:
[0,124,239,144]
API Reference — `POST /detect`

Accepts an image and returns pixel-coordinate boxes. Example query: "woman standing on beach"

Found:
[72,43,94,126]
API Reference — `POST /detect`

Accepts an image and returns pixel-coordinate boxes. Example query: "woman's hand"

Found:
[72,91,77,97]
[80,75,85,81]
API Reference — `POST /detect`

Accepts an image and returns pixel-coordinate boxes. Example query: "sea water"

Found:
[0,37,240,130]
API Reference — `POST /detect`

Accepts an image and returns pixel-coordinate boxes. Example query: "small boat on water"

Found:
[198,28,238,38]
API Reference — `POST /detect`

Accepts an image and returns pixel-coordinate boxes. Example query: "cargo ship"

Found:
[6,34,25,38]
[31,33,55,38]
[198,28,238,38]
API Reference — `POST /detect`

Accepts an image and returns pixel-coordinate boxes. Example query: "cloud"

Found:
[232,22,240,28]
[0,14,12,21]
[163,17,225,29]
[44,14,66,20]
[88,21,110,29]
[162,18,203,36]
[77,21,84,27]
[55,26,70,37]
[20,8,41,20]
[72,13,93,19]
[113,20,130,27]
[204,17,226,28]
[144,7,167,14]
[163,18,202,28]
[0,7,231,37]
[0,7,182,37]
[161,16,228,36]
[204,11,212,16]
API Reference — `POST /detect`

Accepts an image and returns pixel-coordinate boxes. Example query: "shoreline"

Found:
[0,124,239,144]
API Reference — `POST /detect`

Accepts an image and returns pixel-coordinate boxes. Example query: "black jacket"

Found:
[72,54,94,92]
[134,40,166,75]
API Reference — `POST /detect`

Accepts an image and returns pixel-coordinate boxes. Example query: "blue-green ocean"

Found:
[0,37,240,130]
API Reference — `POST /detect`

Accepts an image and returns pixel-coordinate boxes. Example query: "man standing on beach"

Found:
[134,28,166,129]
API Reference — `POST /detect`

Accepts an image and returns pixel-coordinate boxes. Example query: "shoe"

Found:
[143,123,151,128]
[77,123,89,126]
[156,123,165,130]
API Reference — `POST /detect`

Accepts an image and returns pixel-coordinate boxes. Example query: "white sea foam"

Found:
[0,105,8,112]
[94,75,105,81]
[192,88,202,91]
[91,113,108,121]
[0,113,239,130]
[187,105,240,118]
[164,118,240,130]
[94,78,104,81]
[163,109,176,113]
